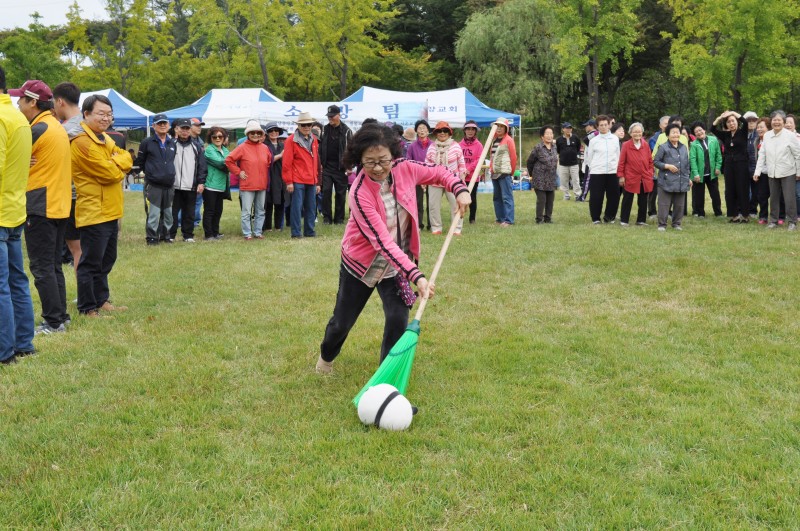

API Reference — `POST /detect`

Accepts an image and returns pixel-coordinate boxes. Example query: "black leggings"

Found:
[320,264,409,365]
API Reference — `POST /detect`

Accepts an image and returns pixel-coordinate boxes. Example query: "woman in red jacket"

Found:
[225,120,272,239]
[316,124,470,375]
[282,112,320,238]
[617,122,653,226]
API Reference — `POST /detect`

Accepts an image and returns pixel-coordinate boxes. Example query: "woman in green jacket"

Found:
[202,127,231,240]
[689,122,723,218]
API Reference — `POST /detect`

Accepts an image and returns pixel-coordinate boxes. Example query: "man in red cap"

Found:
[11,80,72,334]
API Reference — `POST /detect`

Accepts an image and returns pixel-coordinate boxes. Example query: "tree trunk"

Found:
[731,52,746,110]
[256,40,270,92]
[338,37,348,100]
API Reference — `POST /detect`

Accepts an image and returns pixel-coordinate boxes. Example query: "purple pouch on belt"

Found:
[395,274,417,308]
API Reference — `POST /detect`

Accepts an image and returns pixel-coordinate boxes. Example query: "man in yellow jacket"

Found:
[71,95,132,317]
[11,80,72,334]
[0,67,35,364]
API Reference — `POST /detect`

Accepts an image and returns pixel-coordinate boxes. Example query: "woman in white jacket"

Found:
[753,110,800,230]
[583,115,621,224]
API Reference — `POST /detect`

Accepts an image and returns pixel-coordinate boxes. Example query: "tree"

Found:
[185,0,292,92]
[551,0,643,117]
[290,0,396,99]
[665,0,800,113]
[0,14,70,87]
[64,0,172,96]
[456,0,579,124]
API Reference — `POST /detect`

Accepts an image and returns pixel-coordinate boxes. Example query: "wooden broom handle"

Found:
[414,123,499,321]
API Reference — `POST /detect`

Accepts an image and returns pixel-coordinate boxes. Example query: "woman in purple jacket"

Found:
[317,125,470,374]
[406,119,432,230]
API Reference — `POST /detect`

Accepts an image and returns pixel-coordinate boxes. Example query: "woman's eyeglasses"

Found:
[211,135,224,139]
[361,159,393,169]
[248,131,264,136]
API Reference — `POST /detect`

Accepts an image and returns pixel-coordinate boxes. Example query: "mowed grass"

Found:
[2,188,800,528]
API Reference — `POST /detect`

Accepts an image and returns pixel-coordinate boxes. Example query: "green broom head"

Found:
[352,319,421,407]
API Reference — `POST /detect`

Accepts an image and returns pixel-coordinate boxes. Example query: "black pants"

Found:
[77,220,118,314]
[691,177,722,217]
[723,160,750,218]
[264,199,285,231]
[25,215,68,327]
[620,184,648,224]
[588,173,620,222]
[320,264,409,365]
[648,184,658,216]
[415,185,430,229]
[535,189,554,221]
[202,189,225,238]
[749,178,759,215]
[321,169,348,224]
[468,181,479,222]
[171,189,196,239]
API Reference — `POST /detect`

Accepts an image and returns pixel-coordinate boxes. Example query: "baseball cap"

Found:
[326,105,341,117]
[153,113,169,124]
[561,122,573,128]
[8,80,53,102]
[190,118,205,126]
[743,111,758,120]
[174,118,192,128]
[581,119,596,127]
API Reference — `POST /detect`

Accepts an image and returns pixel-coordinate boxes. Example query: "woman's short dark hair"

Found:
[669,114,683,125]
[391,123,404,137]
[362,118,378,126]
[596,114,610,125]
[539,125,554,137]
[757,117,772,130]
[82,94,113,115]
[414,119,430,133]
[344,125,403,168]
[665,123,681,135]
[690,120,705,135]
[206,126,227,143]
[610,123,624,134]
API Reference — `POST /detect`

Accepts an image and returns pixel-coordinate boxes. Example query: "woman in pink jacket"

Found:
[425,121,466,235]
[459,120,484,224]
[317,124,470,375]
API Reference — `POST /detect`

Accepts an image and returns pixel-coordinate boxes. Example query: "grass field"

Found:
[2,189,799,528]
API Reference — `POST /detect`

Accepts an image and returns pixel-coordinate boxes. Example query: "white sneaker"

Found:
[658,227,666,232]
[620,222,629,227]
[674,226,683,231]
[789,223,797,231]
[767,223,777,228]
[184,238,195,243]
[564,194,570,201]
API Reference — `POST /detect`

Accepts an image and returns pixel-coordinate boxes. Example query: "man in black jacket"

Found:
[318,105,353,224]
[136,113,176,245]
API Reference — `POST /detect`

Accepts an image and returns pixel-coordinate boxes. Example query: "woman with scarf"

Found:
[262,122,287,231]
[425,121,466,235]
[459,120,484,224]
[406,120,432,230]
[317,125,470,375]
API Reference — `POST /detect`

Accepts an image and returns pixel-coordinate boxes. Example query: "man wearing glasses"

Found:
[70,95,132,317]
[283,112,321,238]
[135,113,176,245]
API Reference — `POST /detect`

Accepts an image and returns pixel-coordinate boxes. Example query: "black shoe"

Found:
[411,405,418,416]
[15,349,36,357]
[469,219,475,224]
[146,238,158,246]
[1,354,18,365]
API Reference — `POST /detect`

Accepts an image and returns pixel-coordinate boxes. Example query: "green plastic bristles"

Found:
[352,320,421,407]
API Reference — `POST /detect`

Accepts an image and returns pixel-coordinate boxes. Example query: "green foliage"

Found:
[0,16,70,87]
[665,0,800,112]
[457,0,572,122]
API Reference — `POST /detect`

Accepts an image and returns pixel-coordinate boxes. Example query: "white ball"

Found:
[357,383,413,431]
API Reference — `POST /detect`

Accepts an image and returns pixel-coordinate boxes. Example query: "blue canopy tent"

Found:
[160,88,282,129]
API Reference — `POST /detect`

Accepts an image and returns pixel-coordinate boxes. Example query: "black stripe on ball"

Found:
[374,391,400,428]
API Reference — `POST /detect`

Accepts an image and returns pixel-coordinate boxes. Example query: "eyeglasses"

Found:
[248,131,264,136]
[361,159,393,169]
[94,112,114,120]
[211,135,224,139]
[298,123,313,128]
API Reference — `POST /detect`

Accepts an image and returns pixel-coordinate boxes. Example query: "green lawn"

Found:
[1,190,799,528]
